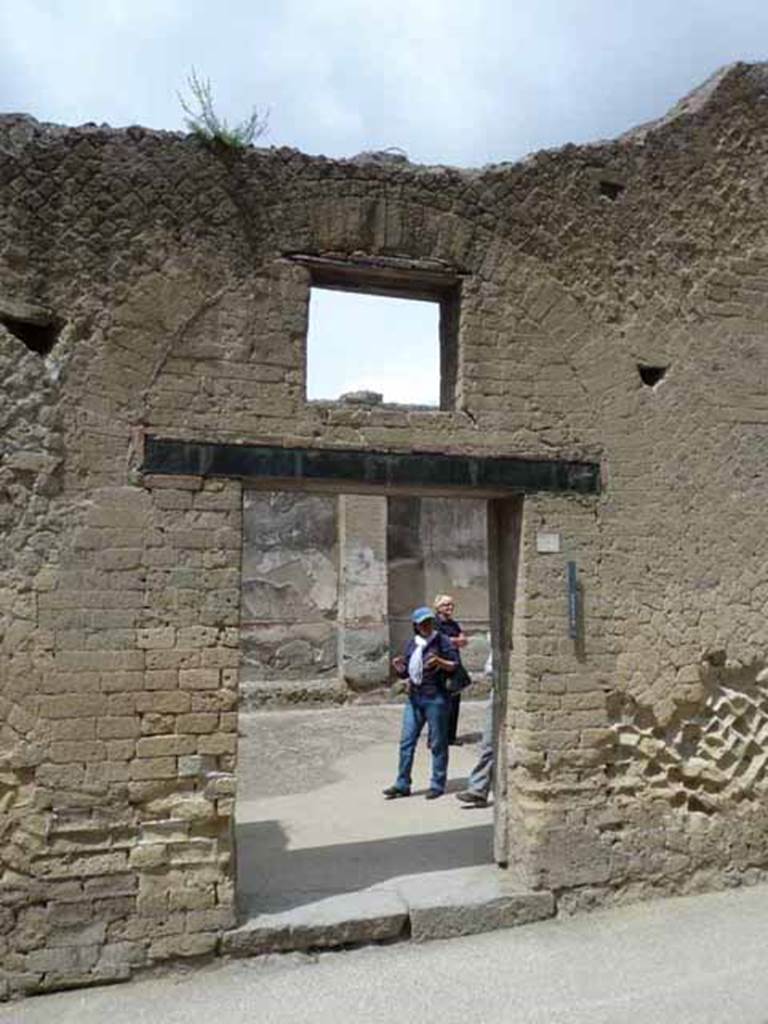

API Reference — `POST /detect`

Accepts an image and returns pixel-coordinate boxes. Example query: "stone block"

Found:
[49,741,106,764]
[177,626,220,648]
[408,888,555,942]
[41,695,105,719]
[168,886,216,911]
[25,944,100,973]
[168,840,218,866]
[204,773,235,799]
[176,713,218,734]
[49,921,107,948]
[178,754,217,777]
[137,628,176,650]
[140,819,190,843]
[179,669,220,690]
[171,796,215,822]
[136,735,197,758]
[185,906,237,932]
[196,734,237,756]
[136,690,190,714]
[149,932,217,959]
[96,941,147,971]
[130,844,168,868]
[143,475,202,491]
[96,717,141,740]
[222,890,408,956]
[129,758,176,781]
[140,713,176,735]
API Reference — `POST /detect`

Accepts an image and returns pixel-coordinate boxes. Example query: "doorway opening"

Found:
[234,488,521,918]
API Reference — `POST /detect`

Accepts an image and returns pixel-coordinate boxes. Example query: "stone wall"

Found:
[388,496,490,671]
[241,492,489,703]
[241,491,339,685]
[2,61,768,994]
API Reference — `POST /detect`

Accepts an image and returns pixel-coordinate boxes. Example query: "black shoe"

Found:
[425,789,443,800]
[449,738,463,746]
[456,790,488,807]
[383,785,410,799]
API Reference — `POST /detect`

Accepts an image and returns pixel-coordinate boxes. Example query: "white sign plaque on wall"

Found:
[536,530,561,554]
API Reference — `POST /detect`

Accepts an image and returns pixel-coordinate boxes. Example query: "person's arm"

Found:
[392,642,411,679]
[451,619,469,649]
[426,636,458,673]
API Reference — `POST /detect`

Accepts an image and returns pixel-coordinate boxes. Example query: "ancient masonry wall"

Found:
[387,496,489,672]
[239,491,489,705]
[2,62,768,994]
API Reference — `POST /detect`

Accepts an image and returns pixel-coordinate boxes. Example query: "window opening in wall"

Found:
[235,489,512,925]
[292,255,461,411]
[637,363,667,387]
[307,289,440,406]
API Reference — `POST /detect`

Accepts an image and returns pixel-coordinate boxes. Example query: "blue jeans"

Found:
[395,689,450,793]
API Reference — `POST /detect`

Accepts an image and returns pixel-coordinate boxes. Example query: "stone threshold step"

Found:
[222,865,554,956]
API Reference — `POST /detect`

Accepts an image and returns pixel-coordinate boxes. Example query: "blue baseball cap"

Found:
[411,606,435,624]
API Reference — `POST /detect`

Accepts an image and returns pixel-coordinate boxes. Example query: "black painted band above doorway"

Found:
[143,436,600,497]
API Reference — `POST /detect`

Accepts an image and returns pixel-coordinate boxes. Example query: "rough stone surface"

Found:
[223,865,551,955]
[241,491,339,682]
[222,890,409,955]
[388,496,490,670]
[241,491,490,700]
[398,867,555,941]
[3,61,768,995]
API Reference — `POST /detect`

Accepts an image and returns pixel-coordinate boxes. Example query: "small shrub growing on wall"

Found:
[179,69,268,149]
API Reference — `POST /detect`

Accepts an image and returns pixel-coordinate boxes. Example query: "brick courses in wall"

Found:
[2,61,768,994]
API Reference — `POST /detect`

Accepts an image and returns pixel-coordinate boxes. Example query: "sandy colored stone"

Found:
[4,63,768,996]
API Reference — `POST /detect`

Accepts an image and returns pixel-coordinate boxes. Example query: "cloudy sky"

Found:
[1,1,766,403]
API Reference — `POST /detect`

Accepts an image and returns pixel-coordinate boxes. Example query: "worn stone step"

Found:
[222,865,554,956]
[222,890,409,956]
[395,865,555,942]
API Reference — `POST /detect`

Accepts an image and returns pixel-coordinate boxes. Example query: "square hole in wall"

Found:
[297,257,460,410]
[307,289,440,406]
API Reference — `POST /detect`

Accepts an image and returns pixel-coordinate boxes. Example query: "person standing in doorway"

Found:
[383,606,458,801]
[434,594,468,746]
[456,642,494,807]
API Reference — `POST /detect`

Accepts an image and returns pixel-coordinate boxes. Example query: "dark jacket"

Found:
[437,616,464,652]
[437,616,462,639]
[396,631,458,696]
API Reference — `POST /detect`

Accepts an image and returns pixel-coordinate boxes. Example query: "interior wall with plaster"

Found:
[240,491,490,704]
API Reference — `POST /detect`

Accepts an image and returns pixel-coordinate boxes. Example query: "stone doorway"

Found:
[233,487,520,924]
[144,435,595,947]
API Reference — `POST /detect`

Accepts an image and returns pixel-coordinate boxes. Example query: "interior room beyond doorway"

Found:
[235,489,495,918]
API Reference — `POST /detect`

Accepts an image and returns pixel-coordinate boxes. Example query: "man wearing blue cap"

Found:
[383,606,458,800]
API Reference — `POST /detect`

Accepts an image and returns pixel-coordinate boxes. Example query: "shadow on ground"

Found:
[237,820,494,914]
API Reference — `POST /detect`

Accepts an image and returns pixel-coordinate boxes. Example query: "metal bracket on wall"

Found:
[567,560,579,640]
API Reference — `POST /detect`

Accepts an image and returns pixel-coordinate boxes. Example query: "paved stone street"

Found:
[236,701,493,914]
[11,882,768,1024]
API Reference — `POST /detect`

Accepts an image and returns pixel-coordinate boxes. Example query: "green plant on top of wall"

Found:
[179,69,268,150]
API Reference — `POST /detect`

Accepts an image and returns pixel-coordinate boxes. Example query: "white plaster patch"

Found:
[536,531,561,554]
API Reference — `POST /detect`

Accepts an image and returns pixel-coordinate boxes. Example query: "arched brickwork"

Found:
[3,62,768,993]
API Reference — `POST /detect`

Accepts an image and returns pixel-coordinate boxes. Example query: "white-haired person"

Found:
[383,606,458,801]
[434,594,469,745]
